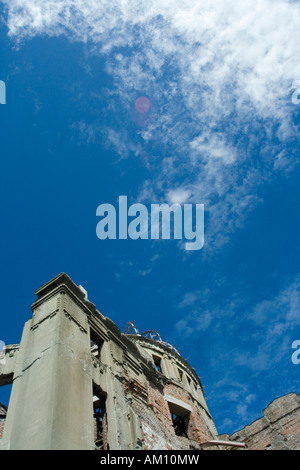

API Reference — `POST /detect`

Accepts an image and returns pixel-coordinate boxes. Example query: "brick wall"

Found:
[220,393,300,450]
[122,373,216,450]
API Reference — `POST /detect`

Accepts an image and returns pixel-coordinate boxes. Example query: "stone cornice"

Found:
[31,272,99,318]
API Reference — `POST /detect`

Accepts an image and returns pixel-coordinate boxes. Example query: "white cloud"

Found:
[175,274,300,372]
[250,275,300,328]
[175,306,213,336]
[3,0,300,247]
[190,133,237,165]
[167,188,191,205]
[4,0,299,119]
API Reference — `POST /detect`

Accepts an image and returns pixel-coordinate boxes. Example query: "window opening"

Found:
[170,413,188,437]
[93,387,108,450]
[168,402,190,438]
[153,355,162,373]
[90,331,104,361]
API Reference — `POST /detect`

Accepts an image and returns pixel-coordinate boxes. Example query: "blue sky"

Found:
[0,0,300,435]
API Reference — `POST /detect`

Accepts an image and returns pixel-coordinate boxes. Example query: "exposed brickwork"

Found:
[123,377,186,450]
[164,382,213,444]
[220,393,300,450]
[1,274,298,451]
[120,368,216,450]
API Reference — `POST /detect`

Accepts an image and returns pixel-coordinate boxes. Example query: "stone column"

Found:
[1,273,94,450]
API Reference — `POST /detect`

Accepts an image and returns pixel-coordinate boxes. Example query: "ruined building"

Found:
[0,273,299,450]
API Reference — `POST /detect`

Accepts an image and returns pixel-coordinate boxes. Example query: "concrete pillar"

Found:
[1,273,94,450]
[161,354,178,379]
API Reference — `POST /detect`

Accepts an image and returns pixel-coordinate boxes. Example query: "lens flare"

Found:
[134,96,151,113]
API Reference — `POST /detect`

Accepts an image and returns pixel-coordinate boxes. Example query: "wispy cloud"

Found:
[175,274,300,354]
[3,0,300,249]
[189,274,300,432]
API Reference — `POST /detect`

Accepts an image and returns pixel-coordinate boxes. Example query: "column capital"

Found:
[31,273,97,316]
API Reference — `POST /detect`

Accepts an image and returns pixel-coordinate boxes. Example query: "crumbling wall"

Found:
[120,365,217,450]
[220,393,300,450]
[2,273,298,451]
[122,377,202,450]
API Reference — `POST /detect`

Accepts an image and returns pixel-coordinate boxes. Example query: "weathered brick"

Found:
[227,393,300,450]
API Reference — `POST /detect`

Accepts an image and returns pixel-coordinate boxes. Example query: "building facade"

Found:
[0,273,219,450]
[0,273,299,450]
